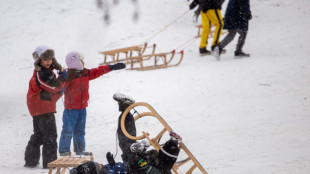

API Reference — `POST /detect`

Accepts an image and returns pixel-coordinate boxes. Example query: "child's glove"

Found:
[58,70,67,79]
[109,63,126,71]
[106,152,115,167]
[189,1,198,10]
[246,12,252,20]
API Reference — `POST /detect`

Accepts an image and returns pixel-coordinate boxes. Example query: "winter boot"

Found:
[199,47,211,55]
[59,152,70,156]
[235,50,250,57]
[211,44,226,52]
[113,93,135,111]
[76,151,90,156]
[24,162,38,168]
[213,45,221,60]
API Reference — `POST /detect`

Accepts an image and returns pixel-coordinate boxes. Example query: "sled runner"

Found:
[47,152,94,174]
[99,42,156,65]
[128,50,184,70]
[121,102,208,174]
[195,24,228,38]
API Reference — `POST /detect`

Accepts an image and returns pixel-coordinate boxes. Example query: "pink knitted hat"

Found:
[65,51,84,70]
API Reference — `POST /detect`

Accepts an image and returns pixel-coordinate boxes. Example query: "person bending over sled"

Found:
[69,93,182,174]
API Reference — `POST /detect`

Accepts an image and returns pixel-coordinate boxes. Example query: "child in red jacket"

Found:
[25,45,66,169]
[59,51,126,156]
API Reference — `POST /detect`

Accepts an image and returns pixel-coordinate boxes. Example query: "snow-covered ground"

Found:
[0,0,310,173]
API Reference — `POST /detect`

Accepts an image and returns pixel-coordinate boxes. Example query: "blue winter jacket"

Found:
[224,0,251,30]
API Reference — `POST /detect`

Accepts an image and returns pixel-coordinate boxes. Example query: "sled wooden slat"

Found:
[47,153,94,174]
[99,43,156,65]
[174,157,191,169]
[121,102,208,174]
[129,50,184,71]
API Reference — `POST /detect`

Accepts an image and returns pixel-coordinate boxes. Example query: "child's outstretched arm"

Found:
[88,63,126,80]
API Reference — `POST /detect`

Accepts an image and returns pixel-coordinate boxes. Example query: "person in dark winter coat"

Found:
[113,93,137,163]
[58,52,126,156]
[215,0,252,57]
[25,45,66,169]
[189,0,225,55]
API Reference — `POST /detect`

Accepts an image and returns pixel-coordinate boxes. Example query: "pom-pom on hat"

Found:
[65,51,84,71]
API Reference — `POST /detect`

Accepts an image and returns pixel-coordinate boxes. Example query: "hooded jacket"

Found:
[27,67,64,116]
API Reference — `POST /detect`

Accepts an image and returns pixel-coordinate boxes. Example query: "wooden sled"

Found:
[195,24,228,38]
[121,102,208,174]
[47,152,94,174]
[99,43,156,65]
[129,50,184,71]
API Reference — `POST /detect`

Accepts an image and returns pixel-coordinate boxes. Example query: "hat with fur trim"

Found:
[32,45,61,71]
[65,51,84,71]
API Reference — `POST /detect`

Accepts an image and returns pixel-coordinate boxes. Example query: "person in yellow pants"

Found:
[190,0,225,55]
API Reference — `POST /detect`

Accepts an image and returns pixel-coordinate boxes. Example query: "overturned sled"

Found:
[121,102,208,174]
[99,43,156,65]
[47,152,94,174]
[128,50,184,71]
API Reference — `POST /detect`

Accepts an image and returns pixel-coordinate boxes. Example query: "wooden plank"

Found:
[47,153,94,173]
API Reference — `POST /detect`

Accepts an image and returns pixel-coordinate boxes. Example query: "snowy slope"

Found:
[0,0,310,173]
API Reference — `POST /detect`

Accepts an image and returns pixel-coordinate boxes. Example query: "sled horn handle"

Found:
[120,102,173,140]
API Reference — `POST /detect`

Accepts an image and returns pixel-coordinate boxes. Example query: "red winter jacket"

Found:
[27,68,64,116]
[64,65,111,109]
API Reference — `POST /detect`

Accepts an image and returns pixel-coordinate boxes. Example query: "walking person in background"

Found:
[215,0,252,58]
[58,51,126,156]
[25,45,66,169]
[189,0,225,55]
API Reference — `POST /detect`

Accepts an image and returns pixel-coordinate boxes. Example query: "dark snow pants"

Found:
[117,112,137,162]
[220,29,248,52]
[25,113,57,168]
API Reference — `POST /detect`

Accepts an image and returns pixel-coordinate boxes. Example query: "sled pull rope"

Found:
[133,107,141,118]
[143,9,190,43]
[114,131,119,158]
[61,96,83,158]
[174,36,196,51]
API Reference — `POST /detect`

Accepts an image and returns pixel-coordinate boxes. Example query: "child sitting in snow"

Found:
[69,133,181,174]
[25,45,66,169]
[58,51,126,156]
